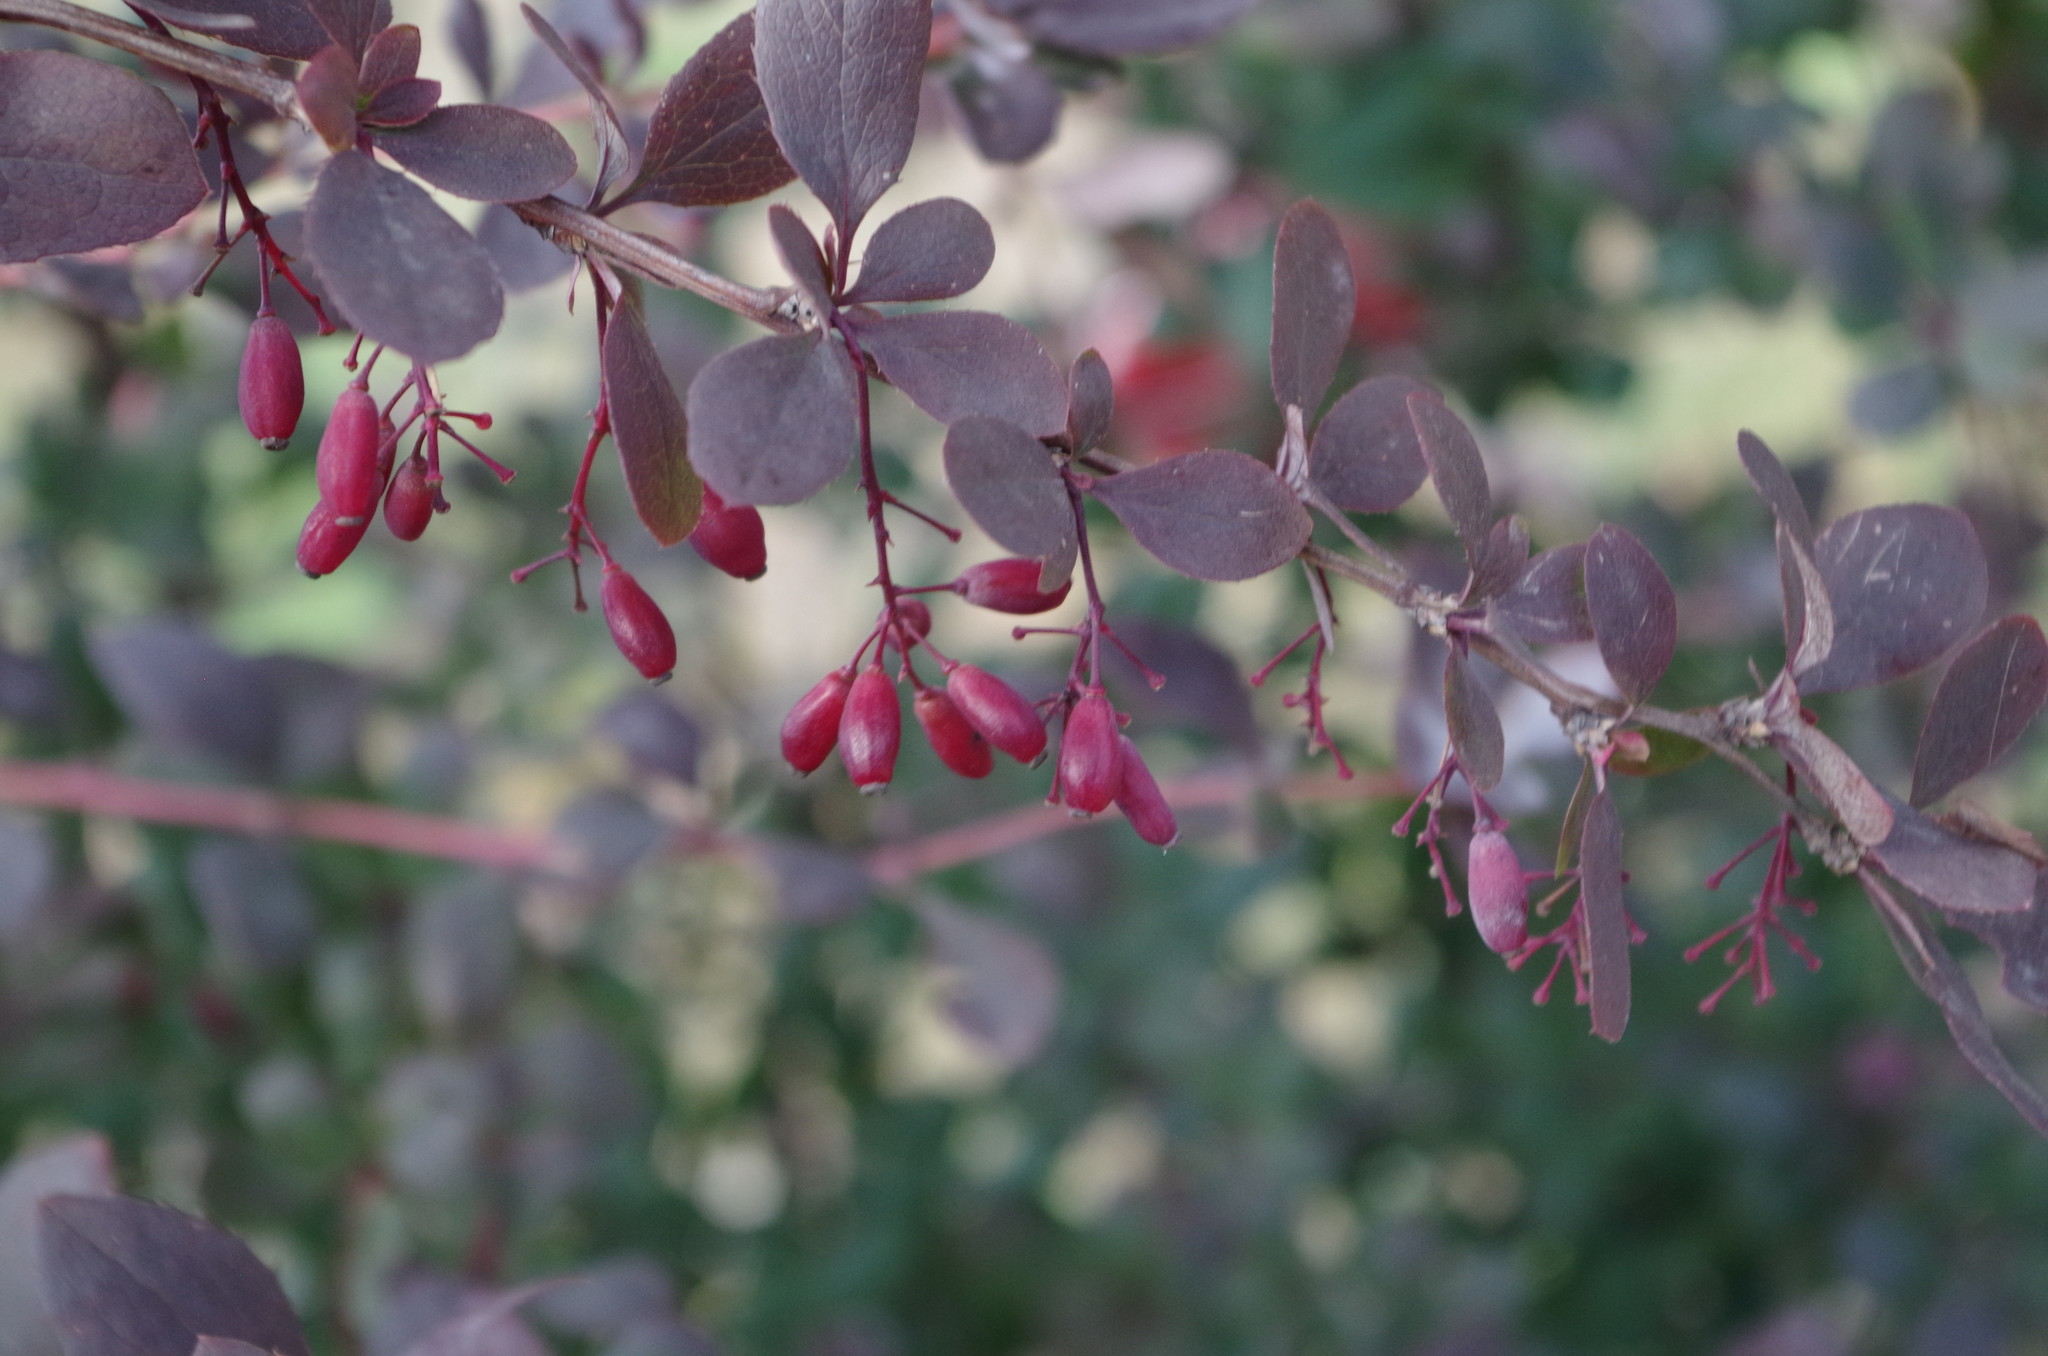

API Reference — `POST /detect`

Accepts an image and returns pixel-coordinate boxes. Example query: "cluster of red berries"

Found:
[596,489,768,684]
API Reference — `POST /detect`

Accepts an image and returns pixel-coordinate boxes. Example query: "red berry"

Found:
[953,558,1073,614]
[688,486,767,580]
[316,384,382,526]
[374,416,397,487]
[238,312,304,449]
[1058,690,1122,815]
[383,454,434,541]
[296,498,368,578]
[839,665,900,793]
[1467,828,1529,954]
[600,565,677,683]
[782,670,852,774]
[945,664,1046,764]
[1112,735,1177,847]
[915,688,993,779]
[896,597,933,639]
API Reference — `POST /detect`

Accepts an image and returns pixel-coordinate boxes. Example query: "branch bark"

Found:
[0,0,298,109]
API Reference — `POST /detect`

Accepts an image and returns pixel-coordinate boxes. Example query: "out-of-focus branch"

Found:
[0,0,299,110]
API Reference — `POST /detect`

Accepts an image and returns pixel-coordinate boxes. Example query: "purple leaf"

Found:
[594,689,701,785]
[999,0,1263,55]
[406,874,519,1039]
[606,12,794,212]
[305,0,380,61]
[1066,349,1113,454]
[942,415,1077,583]
[38,1196,310,1356]
[767,205,832,315]
[186,835,316,973]
[296,46,360,150]
[552,788,665,891]
[398,1283,560,1356]
[1407,391,1491,551]
[1583,524,1676,705]
[449,0,493,96]
[194,1341,270,1356]
[1101,618,1257,752]
[521,4,629,204]
[360,23,422,89]
[1580,788,1630,1042]
[1953,871,2048,1013]
[1466,516,1529,604]
[757,839,871,924]
[946,58,1060,165]
[1777,520,1835,677]
[601,294,701,546]
[1269,200,1353,413]
[0,811,53,937]
[1869,794,2034,915]
[305,150,504,364]
[1913,616,2048,807]
[1306,375,1430,514]
[375,105,577,202]
[844,198,995,305]
[1087,450,1311,581]
[918,899,1061,1071]
[843,310,1066,435]
[754,0,930,233]
[1492,544,1592,645]
[476,203,575,292]
[1795,504,1988,694]
[685,333,858,505]
[0,1135,112,1356]
[1735,429,1814,548]
[362,79,444,129]
[145,0,364,59]
[1760,676,1894,847]
[1444,649,1504,792]
[89,620,281,780]
[0,53,208,265]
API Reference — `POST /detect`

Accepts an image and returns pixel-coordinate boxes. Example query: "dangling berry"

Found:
[1112,735,1176,847]
[953,558,1073,614]
[782,669,852,774]
[895,597,933,640]
[839,665,900,793]
[316,383,382,526]
[946,663,1046,764]
[600,564,676,683]
[688,486,767,580]
[383,454,434,541]
[915,688,993,779]
[1466,827,1529,954]
[296,498,368,578]
[1058,689,1122,815]
[238,312,304,449]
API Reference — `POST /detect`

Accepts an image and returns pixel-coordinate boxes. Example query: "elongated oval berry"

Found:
[946,663,1046,764]
[782,669,852,773]
[954,558,1073,614]
[839,665,900,793]
[1112,735,1177,847]
[600,564,677,683]
[1467,828,1529,954]
[316,384,382,526]
[383,453,434,541]
[1059,690,1122,815]
[238,312,304,449]
[915,688,993,779]
[688,486,768,580]
[297,498,368,577]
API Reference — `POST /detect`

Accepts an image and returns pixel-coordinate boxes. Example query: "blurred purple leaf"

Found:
[996,0,1263,55]
[607,12,793,212]
[398,1283,560,1356]
[530,1257,672,1337]
[361,25,422,92]
[1491,544,1592,645]
[1583,524,1676,705]
[1406,392,1490,551]
[377,1056,498,1196]
[186,835,316,973]
[756,840,871,925]
[1796,504,1987,694]
[1736,430,1815,548]
[0,53,208,264]
[1307,375,1430,515]
[34,259,143,323]
[1912,616,2048,807]
[297,45,361,149]
[686,333,858,505]
[844,310,1067,436]
[0,812,53,939]
[1869,794,2034,915]
[1444,649,1504,792]
[942,415,1076,583]
[0,1135,112,1356]
[89,620,282,781]
[145,0,366,58]
[946,59,1060,165]
[919,899,1060,1071]
[449,0,493,96]
[193,1341,270,1356]
[477,204,576,292]
[1102,618,1257,752]
[1066,349,1113,454]
[1580,788,1630,1042]
[595,689,701,785]
[767,205,832,315]
[1088,450,1311,581]
[1465,516,1529,604]
[1848,360,1945,439]
[602,294,701,547]
[522,3,628,203]
[1269,200,1353,413]
[1953,871,2048,1013]
[305,0,380,60]
[406,874,520,1039]
[552,788,666,890]
[361,79,443,129]
[375,105,577,202]
[251,654,368,786]
[844,198,994,305]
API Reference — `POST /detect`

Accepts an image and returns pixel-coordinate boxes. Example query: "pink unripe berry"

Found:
[1112,735,1177,847]
[839,665,900,793]
[783,670,852,774]
[296,498,368,578]
[945,664,1046,764]
[915,688,993,779]
[688,486,767,581]
[896,597,933,640]
[316,384,383,526]
[383,454,434,541]
[1466,828,1529,954]
[953,558,1073,614]
[1058,690,1122,815]
[238,312,304,449]
[600,564,677,683]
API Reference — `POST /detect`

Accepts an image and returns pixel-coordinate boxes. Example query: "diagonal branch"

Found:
[0,0,298,109]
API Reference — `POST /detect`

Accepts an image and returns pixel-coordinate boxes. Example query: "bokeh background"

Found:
[5,0,2048,1352]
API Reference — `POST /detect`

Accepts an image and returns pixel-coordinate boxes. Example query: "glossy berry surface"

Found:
[238,312,304,450]
[915,688,993,779]
[1467,828,1529,954]
[782,670,852,774]
[946,664,1046,764]
[316,384,383,526]
[688,486,768,580]
[954,558,1073,614]
[600,565,677,683]
[383,454,434,541]
[1112,735,1177,846]
[1058,690,1122,814]
[839,665,900,793]
[296,498,368,578]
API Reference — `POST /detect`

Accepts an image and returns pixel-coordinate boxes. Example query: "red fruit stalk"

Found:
[1059,690,1122,814]
[296,499,368,578]
[1112,735,1176,847]
[915,688,993,779]
[783,670,852,774]
[238,312,304,449]
[383,454,434,541]
[688,486,768,580]
[1466,828,1529,954]
[839,665,900,793]
[316,384,383,525]
[600,564,677,683]
[946,664,1046,764]
[953,558,1073,614]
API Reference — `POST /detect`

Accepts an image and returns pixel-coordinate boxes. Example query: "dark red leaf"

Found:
[767,204,832,314]
[0,1135,112,1356]
[1953,871,2048,1013]
[1870,793,2035,914]
[449,0,494,97]
[305,0,380,61]
[186,835,316,972]
[1584,524,1676,705]
[595,688,701,784]
[1307,375,1431,514]
[685,333,858,505]
[521,3,628,203]
[360,22,422,90]
[844,309,1067,435]
[1912,617,2048,807]
[945,58,1060,165]
[1796,504,1988,694]
[1101,617,1258,752]
[1066,348,1113,453]
[38,1195,311,1356]
[1407,391,1491,550]
[362,78,443,128]
[0,53,208,264]
[1466,515,1529,604]
[606,11,794,211]
[296,45,361,149]
[145,0,360,58]
[89,620,281,780]
[305,150,504,364]
[754,0,930,232]
[1580,788,1630,1043]
[1000,0,1262,55]
[919,899,1061,1070]
[942,415,1076,584]
[1088,449,1311,581]
[1444,649,1504,792]
[602,294,701,546]
[1735,429,1815,548]
[844,198,995,304]
[1269,199,1353,413]
[375,104,576,201]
